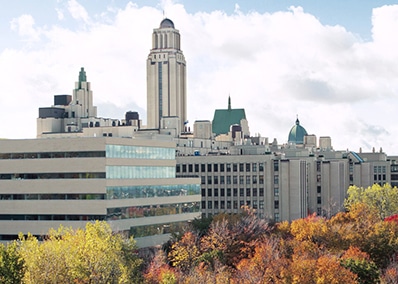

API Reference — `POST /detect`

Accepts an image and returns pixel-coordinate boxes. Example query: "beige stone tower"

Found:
[146,18,187,131]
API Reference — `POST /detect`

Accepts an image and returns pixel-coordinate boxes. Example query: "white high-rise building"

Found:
[146,18,187,132]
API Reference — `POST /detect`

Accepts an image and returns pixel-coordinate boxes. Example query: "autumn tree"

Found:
[345,183,398,219]
[340,246,380,284]
[19,221,143,283]
[168,231,201,272]
[0,241,25,284]
[200,207,271,268]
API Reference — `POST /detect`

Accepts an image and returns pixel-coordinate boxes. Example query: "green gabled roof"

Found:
[212,97,246,135]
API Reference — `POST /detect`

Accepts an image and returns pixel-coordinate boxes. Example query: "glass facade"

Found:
[106,166,175,179]
[107,184,200,199]
[106,145,174,160]
[107,202,200,220]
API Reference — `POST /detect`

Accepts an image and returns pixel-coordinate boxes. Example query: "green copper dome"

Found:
[288,118,308,144]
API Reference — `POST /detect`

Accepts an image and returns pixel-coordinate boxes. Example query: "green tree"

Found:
[345,183,398,219]
[0,241,25,284]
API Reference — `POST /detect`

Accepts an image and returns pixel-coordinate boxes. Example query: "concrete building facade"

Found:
[0,137,200,247]
[146,18,187,131]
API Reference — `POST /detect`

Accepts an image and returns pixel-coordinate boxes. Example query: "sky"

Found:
[1,0,398,154]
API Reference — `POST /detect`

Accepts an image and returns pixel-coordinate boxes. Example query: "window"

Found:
[252,163,257,172]
[182,164,187,172]
[201,164,206,172]
[246,176,251,184]
[214,201,218,209]
[274,175,279,185]
[273,161,279,171]
[221,188,225,196]
[259,188,264,197]
[227,176,231,184]
[188,164,193,172]
[220,176,225,184]
[317,161,321,172]
[246,188,251,197]
[176,165,180,173]
[233,188,238,196]
[226,164,231,172]
[317,186,321,193]
[207,201,212,209]
[259,163,264,171]
[214,188,218,196]
[246,163,251,172]
[252,175,257,184]
[201,176,205,184]
[240,188,244,197]
[233,176,238,184]
[274,200,279,209]
[201,188,205,197]
[227,188,231,197]
[274,188,279,196]
[195,164,199,172]
[207,176,212,185]
[259,175,264,184]
[207,188,212,196]
[208,164,212,172]
[214,164,218,172]
[239,163,244,172]
[233,163,238,172]
[220,164,225,172]
[317,196,322,204]
[214,176,218,184]
[239,175,244,184]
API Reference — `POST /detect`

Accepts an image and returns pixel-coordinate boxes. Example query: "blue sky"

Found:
[1,0,398,154]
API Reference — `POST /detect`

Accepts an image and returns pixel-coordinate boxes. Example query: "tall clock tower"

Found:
[146,18,187,132]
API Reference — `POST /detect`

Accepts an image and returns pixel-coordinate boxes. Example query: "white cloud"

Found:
[67,0,90,23]
[1,1,398,155]
[10,14,40,41]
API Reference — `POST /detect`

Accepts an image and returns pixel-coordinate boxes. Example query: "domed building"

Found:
[288,117,308,144]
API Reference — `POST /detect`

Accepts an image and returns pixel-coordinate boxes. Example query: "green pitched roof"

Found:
[212,97,246,135]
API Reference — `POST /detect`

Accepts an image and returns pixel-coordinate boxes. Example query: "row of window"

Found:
[202,199,264,210]
[107,202,200,220]
[106,145,175,160]
[201,188,265,197]
[0,145,175,161]
[0,166,177,180]
[200,175,265,185]
[0,194,105,200]
[107,184,201,199]
[0,151,105,160]
[0,173,105,180]
[130,221,188,238]
[106,166,175,179]
[0,214,105,221]
[177,162,266,173]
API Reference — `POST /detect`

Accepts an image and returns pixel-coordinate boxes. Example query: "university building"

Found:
[1,17,398,246]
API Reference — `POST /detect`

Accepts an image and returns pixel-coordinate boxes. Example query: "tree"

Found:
[200,208,271,268]
[345,183,398,219]
[19,221,143,283]
[168,231,201,272]
[340,246,380,284]
[0,241,25,284]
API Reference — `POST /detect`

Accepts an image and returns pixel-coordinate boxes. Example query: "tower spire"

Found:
[228,95,231,111]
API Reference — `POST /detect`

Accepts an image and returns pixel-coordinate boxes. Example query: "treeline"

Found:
[1,183,398,283]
